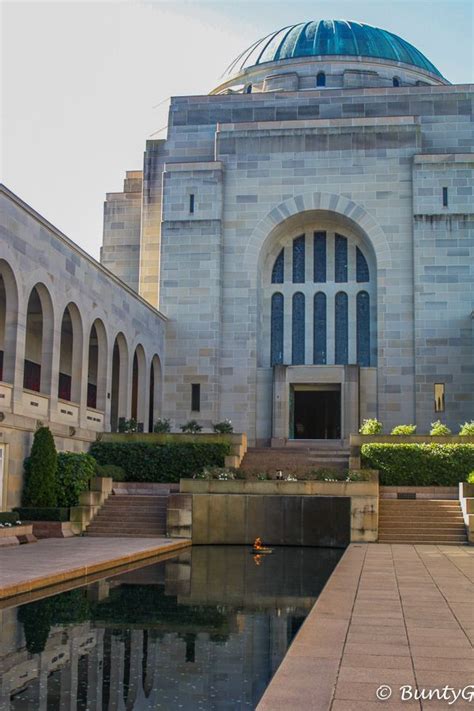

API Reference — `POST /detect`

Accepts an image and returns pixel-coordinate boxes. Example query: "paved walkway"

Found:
[258,544,474,710]
[0,537,191,600]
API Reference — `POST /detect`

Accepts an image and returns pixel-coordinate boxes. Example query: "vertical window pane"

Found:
[292,292,305,364]
[271,248,284,283]
[356,291,370,366]
[335,234,348,283]
[434,383,445,412]
[313,232,327,283]
[271,293,284,365]
[356,247,370,282]
[191,383,200,412]
[313,292,327,364]
[292,235,305,283]
[335,291,348,364]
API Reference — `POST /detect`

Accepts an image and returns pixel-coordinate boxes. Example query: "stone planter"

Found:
[0,524,36,546]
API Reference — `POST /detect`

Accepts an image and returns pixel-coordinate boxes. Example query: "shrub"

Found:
[56,452,95,507]
[0,512,21,524]
[22,427,58,507]
[13,507,70,521]
[391,424,417,435]
[194,466,244,481]
[430,420,451,436]
[180,420,202,433]
[89,441,231,482]
[467,472,474,484]
[361,443,474,486]
[95,463,127,481]
[459,421,474,436]
[213,419,233,434]
[310,469,372,482]
[359,418,383,435]
[153,418,171,433]
[118,417,138,433]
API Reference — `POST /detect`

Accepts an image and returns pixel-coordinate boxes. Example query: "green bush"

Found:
[153,418,171,433]
[89,441,231,482]
[95,463,127,481]
[391,424,417,435]
[361,443,474,486]
[13,507,70,521]
[180,420,202,433]
[118,417,138,433]
[213,419,233,434]
[0,512,21,524]
[430,420,451,436]
[22,427,58,507]
[467,472,474,484]
[56,452,95,507]
[359,418,383,435]
[459,421,474,436]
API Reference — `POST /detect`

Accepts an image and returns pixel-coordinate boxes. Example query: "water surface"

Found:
[0,545,342,710]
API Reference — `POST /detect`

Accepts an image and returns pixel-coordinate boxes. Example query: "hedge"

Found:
[89,441,231,482]
[13,507,70,522]
[361,443,474,486]
[56,452,96,507]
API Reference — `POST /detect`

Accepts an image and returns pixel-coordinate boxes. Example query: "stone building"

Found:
[102,19,474,445]
[0,185,166,508]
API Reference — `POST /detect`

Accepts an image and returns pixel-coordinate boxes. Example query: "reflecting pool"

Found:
[0,545,343,710]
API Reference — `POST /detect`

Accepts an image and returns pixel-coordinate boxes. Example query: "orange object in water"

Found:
[252,537,273,554]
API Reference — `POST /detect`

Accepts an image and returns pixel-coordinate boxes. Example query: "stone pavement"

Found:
[0,537,191,600]
[258,544,474,710]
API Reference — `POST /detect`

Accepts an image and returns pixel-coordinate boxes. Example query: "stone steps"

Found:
[239,446,350,475]
[378,499,467,544]
[85,492,169,538]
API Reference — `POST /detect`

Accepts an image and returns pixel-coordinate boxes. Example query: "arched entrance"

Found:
[110,333,128,431]
[23,284,54,394]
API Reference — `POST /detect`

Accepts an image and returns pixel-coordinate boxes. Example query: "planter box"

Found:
[31,521,77,538]
[0,524,36,546]
[180,476,378,497]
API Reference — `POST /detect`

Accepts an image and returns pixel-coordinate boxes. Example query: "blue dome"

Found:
[225,20,443,79]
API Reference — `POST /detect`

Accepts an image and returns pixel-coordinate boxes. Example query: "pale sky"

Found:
[2,0,473,258]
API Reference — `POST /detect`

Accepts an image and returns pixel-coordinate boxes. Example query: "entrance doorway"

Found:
[292,386,341,439]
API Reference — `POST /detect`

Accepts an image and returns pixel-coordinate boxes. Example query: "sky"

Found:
[1,0,473,259]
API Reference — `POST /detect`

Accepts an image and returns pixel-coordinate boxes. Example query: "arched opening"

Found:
[245,84,252,94]
[392,76,400,87]
[23,284,54,394]
[148,354,162,432]
[110,333,128,431]
[0,261,19,384]
[87,319,107,411]
[58,303,82,402]
[131,344,146,428]
[316,71,326,87]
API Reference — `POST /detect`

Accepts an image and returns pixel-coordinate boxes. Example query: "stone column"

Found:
[272,364,288,444]
[343,365,360,440]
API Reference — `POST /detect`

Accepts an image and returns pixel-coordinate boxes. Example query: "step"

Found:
[86,532,166,538]
[86,525,166,534]
[379,533,467,541]
[378,540,467,546]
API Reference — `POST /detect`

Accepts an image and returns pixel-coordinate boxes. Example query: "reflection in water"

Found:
[0,546,342,710]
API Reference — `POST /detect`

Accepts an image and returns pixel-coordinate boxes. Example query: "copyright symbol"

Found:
[376,685,392,701]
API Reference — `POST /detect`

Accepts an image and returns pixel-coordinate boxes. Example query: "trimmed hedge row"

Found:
[361,443,474,486]
[89,441,231,482]
[14,507,70,522]
[56,452,96,507]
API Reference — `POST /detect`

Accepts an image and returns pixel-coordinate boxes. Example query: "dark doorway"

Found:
[293,389,341,439]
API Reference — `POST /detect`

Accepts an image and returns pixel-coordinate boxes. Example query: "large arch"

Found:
[0,260,19,384]
[58,302,83,403]
[110,332,129,431]
[148,354,162,432]
[87,318,108,412]
[131,344,147,428]
[23,283,54,394]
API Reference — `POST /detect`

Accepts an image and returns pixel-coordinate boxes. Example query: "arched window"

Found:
[245,84,252,94]
[271,248,284,283]
[313,231,326,283]
[23,284,54,394]
[270,293,284,365]
[335,292,348,364]
[335,234,348,283]
[313,292,327,364]
[292,235,305,283]
[356,247,370,282]
[392,76,400,87]
[357,291,370,367]
[292,292,305,365]
[110,333,128,431]
[317,71,326,87]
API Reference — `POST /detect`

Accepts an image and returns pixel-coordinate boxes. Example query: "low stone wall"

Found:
[171,475,379,544]
[70,477,113,533]
[459,482,474,544]
[0,524,36,546]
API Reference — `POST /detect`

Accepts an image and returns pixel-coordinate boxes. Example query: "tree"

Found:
[22,426,58,506]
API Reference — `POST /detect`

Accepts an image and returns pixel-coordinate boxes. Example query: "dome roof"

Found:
[224,20,443,79]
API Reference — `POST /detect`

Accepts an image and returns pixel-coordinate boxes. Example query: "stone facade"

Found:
[0,185,166,508]
[103,72,473,443]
